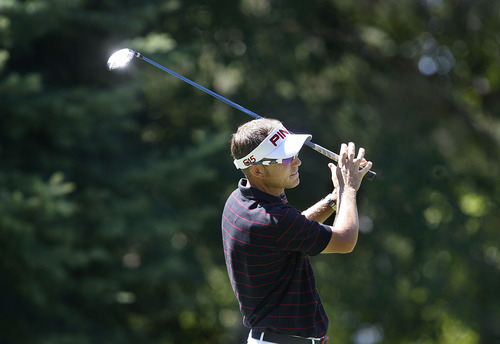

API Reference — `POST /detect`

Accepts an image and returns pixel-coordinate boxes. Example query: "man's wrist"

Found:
[323,193,337,211]
[341,187,357,195]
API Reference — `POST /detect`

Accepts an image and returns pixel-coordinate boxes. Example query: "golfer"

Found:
[221,118,372,344]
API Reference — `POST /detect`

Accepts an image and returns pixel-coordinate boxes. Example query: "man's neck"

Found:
[246,178,284,197]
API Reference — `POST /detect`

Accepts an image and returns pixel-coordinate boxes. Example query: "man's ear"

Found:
[248,165,265,179]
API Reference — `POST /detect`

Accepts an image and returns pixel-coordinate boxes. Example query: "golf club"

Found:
[107,48,376,180]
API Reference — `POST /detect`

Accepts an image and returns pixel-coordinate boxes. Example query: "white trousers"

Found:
[247,331,277,344]
[247,331,320,344]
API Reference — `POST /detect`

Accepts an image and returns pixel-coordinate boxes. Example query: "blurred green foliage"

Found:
[1,0,499,343]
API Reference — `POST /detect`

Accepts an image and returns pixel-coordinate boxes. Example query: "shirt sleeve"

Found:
[273,206,332,256]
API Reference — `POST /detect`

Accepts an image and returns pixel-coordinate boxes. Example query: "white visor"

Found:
[233,125,312,169]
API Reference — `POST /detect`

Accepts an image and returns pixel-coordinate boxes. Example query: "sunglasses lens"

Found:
[282,156,294,165]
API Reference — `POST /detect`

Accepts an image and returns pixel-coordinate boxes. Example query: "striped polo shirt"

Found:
[221,178,333,338]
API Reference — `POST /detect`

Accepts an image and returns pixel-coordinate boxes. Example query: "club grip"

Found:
[303,141,377,181]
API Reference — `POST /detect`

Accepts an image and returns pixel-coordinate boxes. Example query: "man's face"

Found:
[260,155,302,195]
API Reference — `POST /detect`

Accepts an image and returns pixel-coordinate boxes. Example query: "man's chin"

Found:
[288,174,300,188]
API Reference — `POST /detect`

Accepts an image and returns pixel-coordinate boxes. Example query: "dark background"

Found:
[1,0,499,343]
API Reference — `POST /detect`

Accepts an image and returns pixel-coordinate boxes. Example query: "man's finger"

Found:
[347,142,355,161]
[338,143,348,167]
[356,148,366,161]
[359,161,373,178]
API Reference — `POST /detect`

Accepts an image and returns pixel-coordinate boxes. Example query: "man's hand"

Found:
[329,142,372,192]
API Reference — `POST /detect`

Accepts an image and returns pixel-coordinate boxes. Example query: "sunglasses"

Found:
[250,155,298,166]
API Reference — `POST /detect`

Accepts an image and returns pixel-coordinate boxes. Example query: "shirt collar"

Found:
[238,178,288,204]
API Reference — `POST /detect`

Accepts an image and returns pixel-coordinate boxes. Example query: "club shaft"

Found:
[136,52,376,180]
[139,54,262,120]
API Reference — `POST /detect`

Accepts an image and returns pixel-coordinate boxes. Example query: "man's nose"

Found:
[293,155,302,166]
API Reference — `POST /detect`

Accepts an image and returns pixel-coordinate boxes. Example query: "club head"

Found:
[107,48,137,70]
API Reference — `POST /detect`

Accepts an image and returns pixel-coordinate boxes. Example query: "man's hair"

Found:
[231,118,282,161]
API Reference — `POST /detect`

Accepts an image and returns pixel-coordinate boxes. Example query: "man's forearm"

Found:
[320,186,360,254]
[332,187,359,246]
[302,199,335,223]
[302,190,337,223]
